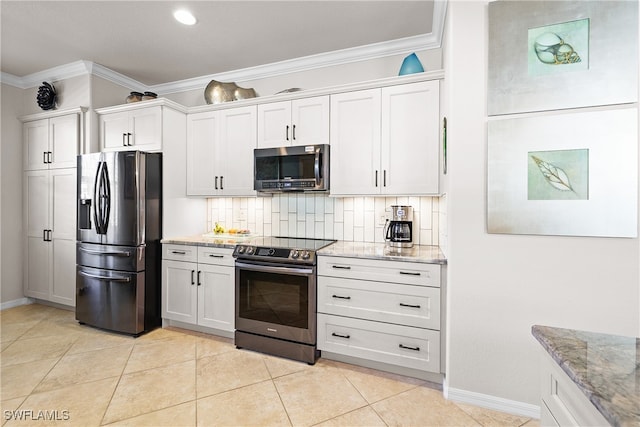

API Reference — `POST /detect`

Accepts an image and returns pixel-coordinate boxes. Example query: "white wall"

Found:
[166,50,440,107]
[1,83,26,305]
[445,0,640,409]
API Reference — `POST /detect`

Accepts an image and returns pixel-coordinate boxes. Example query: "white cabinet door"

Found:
[330,89,381,195]
[291,96,329,147]
[187,111,219,195]
[50,169,77,241]
[23,170,49,299]
[197,263,235,331]
[257,100,291,148]
[50,238,76,306]
[130,106,162,150]
[23,119,50,171]
[162,260,198,324]
[381,81,440,195]
[49,114,79,169]
[101,111,130,151]
[219,105,256,196]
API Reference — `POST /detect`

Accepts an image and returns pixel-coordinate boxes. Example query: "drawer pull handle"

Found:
[332,295,351,300]
[208,254,224,258]
[399,303,421,309]
[332,265,351,270]
[399,271,421,276]
[332,332,350,339]
[399,344,420,351]
[172,250,187,255]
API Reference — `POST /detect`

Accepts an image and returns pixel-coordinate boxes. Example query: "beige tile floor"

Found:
[0,304,540,427]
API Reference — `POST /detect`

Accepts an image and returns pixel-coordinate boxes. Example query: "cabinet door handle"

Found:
[331,332,350,339]
[208,254,224,258]
[197,271,202,286]
[399,302,421,309]
[122,133,127,147]
[399,344,420,351]
[375,170,378,187]
[191,270,195,285]
[127,133,133,146]
[47,151,52,164]
[331,265,351,270]
[220,176,224,190]
[292,124,296,140]
[43,151,48,164]
[332,294,351,300]
[43,229,47,241]
[215,176,218,190]
[399,271,421,276]
[286,125,290,141]
[48,230,52,241]
[383,170,387,187]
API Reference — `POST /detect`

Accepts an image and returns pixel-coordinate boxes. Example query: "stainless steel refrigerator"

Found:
[76,150,162,335]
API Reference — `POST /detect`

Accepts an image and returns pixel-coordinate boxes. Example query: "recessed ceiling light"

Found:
[174,9,197,26]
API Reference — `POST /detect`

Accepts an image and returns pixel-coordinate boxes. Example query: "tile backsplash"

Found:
[207,194,442,246]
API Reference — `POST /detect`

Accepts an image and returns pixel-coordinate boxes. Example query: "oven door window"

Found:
[238,270,309,329]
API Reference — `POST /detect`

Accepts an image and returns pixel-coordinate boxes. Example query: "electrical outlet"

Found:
[238,210,247,221]
[378,214,388,226]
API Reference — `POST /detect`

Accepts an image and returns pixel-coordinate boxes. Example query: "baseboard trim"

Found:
[0,297,33,311]
[444,384,541,419]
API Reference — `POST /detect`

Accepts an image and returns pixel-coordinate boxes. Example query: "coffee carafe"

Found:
[384,205,413,248]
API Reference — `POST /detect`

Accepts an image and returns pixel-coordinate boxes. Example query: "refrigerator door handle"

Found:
[78,247,131,257]
[94,161,111,235]
[78,270,131,282]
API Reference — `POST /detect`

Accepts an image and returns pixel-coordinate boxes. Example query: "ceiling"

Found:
[1,1,438,87]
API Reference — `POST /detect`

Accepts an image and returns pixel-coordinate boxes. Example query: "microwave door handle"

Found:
[314,149,320,186]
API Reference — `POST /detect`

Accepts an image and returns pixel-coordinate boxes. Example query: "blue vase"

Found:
[398,53,425,75]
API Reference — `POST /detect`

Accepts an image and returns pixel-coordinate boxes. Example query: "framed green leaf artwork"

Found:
[487,107,638,237]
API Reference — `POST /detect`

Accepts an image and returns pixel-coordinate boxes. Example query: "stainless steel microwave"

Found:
[254,144,329,192]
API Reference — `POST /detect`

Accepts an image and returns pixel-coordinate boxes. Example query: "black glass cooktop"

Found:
[250,236,336,251]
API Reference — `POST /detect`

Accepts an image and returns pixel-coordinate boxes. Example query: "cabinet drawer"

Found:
[162,244,197,262]
[318,256,440,287]
[318,314,440,373]
[318,276,440,329]
[197,246,234,266]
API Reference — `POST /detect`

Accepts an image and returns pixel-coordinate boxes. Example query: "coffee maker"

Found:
[384,205,413,248]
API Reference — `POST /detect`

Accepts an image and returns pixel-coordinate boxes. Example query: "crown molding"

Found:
[0,1,448,93]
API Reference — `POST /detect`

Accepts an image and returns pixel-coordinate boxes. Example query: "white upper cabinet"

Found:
[257,96,329,148]
[100,105,162,151]
[96,99,186,153]
[23,113,80,171]
[330,80,441,196]
[186,105,257,196]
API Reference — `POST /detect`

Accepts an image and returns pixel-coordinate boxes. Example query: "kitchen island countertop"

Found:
[161,234,261,249]
[532,325,640,427]
[317,241,447,264]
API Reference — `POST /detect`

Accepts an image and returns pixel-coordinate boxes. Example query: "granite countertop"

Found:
[161,234,261,249]
[317,241,447,264]
[161,236,447,264]
[532,325,640,427]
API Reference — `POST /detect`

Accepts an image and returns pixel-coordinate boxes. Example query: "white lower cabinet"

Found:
[539,350,610,427]
[162,244,234,334]
[317,255,443,376]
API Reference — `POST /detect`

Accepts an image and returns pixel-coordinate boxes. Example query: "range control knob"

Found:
[246,246,255,255]
[291,250,300,259]
[267,248,275,256]
[236,246,246,255]
[301,250,311,260]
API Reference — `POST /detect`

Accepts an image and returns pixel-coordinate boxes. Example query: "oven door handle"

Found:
[235,261,314,275]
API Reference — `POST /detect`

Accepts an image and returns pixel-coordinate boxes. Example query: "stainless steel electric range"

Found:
[232,237,336,364]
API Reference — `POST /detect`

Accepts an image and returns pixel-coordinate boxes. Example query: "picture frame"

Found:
[488,1,638,116]
[487,107,638,238]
